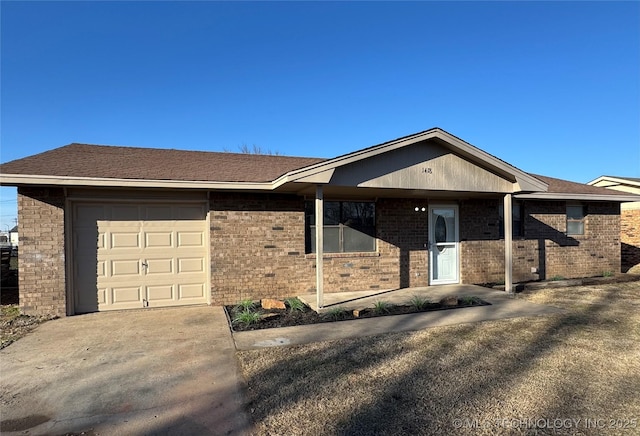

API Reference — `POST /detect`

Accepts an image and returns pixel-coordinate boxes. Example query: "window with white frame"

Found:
[305,201,376,253]
[566,204,585,235]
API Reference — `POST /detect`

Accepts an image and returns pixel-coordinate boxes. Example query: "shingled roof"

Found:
[0,143,325,183]
[1,140,637,201]
[530,174,634,197]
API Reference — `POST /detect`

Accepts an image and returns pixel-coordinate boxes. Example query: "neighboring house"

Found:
[1,128,638,317]
[588,176,640,271]
[0,226,18,248]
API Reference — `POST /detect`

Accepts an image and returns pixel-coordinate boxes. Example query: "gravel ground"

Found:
[237,282,640,435]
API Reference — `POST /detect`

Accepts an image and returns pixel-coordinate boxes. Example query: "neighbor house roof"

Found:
[587,175,640,187]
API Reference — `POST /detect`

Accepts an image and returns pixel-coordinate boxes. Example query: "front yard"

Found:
[237,282,640,435]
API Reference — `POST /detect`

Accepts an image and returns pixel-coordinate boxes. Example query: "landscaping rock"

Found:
[260,312,281,321]
[439,296,459,307]
[353,309,365,318]
[261,298,286,310]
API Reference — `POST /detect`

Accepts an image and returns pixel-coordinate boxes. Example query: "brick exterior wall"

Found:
[208,193,428,305]
[621,209,640,271]
[17,187,67,316]
[460,199,620,284]
[14,186,623,313]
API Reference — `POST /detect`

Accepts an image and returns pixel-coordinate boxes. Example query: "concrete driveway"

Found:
[0,306,250,435]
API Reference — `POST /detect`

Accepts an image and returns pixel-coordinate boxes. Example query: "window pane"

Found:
[324,202,341,225]
[342,202,375,227]
[308,226,341,253]
[567,206,584,220]
[343,226,375,252]
[567,221,584,235]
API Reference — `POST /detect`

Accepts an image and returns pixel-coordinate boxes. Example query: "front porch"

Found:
[298,284,509,313]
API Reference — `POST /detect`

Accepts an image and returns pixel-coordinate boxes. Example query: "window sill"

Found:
[305,252,380,259]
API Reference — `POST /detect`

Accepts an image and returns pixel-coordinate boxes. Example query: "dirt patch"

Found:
[237,282,640,435]
[226,297,490,332]
[0,305,57,349]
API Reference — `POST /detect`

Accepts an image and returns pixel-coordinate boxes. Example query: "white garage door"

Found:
[73,202,209,313]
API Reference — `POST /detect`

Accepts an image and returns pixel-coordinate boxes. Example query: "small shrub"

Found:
[602,271,613,278]
[460,296,478,305]
[408,295,430,311]
[323,306,347,321]
[285,297,306,313]
[232,309,261,326]
[372,300,393,315]
[235,299,256,312]
[551,275,565,281]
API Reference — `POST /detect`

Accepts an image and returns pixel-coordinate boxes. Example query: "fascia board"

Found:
[514,192,640,202]
[0,174,274,190]
[587,176,640,188]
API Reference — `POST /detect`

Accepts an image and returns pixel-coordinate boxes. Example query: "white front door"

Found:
[429,205,459,285]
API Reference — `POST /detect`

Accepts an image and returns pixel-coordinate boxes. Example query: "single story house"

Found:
[588,176,640,271]
[1,128,638,317]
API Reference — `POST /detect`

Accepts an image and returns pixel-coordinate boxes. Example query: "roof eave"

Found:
[514,192,640,202]
[0,174,274,191]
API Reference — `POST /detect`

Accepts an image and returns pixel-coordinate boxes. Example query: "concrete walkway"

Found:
[0,306,251,436]
[234,286,564,350]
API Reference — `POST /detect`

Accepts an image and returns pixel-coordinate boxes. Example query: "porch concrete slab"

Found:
[0,306,251,436]
[233,286,564,350]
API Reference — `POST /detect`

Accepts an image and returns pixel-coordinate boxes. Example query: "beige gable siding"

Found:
[328,141,514,192]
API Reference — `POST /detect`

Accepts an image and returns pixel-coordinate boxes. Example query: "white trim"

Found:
[315,185,324,309]
[588,176,640,188]
[428,204,460,285]
[0,173,274,190]
[504,194,513,293]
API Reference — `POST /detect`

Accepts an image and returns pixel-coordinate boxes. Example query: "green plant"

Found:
[408,295,430,311]
[602,271,613,277]
[235,299,256,312]
[323,306,347,321]
[460,296,478,305]
[232,309,262,326]
[285,297,306,313]
[551,275,565,281]
[372,300,393,315]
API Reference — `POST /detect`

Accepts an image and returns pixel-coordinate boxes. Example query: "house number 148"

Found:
[422,167,432,174]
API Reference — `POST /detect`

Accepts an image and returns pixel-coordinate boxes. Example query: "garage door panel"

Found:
[147,285,175,302]
[111,232,141,249]
[178,206,206,220]
[178,258,205,273]
[179,283,206,299]
[177,231,204,247]
[75,205,106,225]
[146,258,173,274]
[145,232,173,248]
[111,205,140,221]
[111,286,143,303]
[145,206,174,220]
[74,202,209,313]
[111,259,141,276]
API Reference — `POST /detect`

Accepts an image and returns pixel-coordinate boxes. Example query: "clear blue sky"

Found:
[1,1,639,230]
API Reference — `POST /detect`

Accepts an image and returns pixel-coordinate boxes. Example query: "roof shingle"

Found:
[0,143,325,183]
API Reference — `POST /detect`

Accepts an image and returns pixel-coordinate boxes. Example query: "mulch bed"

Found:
[226,297,491,332]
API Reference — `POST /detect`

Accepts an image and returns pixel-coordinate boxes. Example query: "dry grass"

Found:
[237,282,640,435]
[0,305,56,349]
